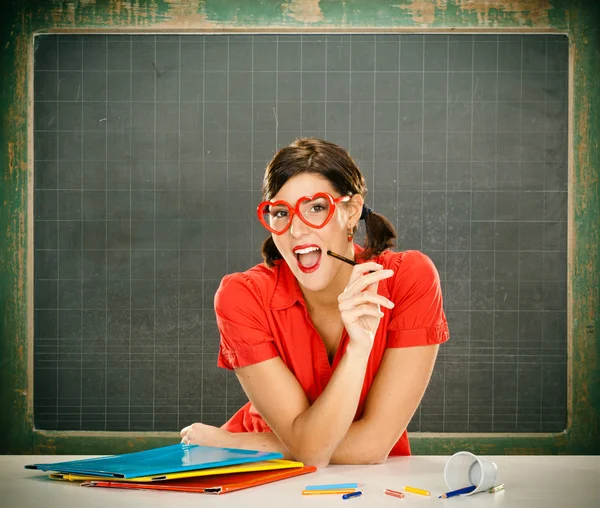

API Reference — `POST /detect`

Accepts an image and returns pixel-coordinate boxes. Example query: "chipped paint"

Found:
[9,30,29,317]
[154,0,211,28]
[571,8,600,448]
[44,0,168,28]
[456,0,552,26]
[283,0,324,23]
[7,142,15,177]
[104,0,148,26]
[577,87,589,179]
[1,5,32,454]
[393,0,447,25]
[395,0,551,27]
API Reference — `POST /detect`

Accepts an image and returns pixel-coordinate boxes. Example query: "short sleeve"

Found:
[386,251,450,348]
[215,273,279,370]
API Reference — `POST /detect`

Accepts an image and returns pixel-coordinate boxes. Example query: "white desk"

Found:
[4,455,598,508]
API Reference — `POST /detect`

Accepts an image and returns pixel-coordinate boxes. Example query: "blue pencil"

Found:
[306,483,364,491]
[439,485,477,498]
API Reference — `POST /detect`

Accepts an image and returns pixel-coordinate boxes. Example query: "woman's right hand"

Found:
[337,262,395,353]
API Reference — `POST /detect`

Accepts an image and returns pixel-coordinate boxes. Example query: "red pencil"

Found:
[384,489,405,499]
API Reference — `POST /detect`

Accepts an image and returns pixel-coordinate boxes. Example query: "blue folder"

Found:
[25,443,283,479]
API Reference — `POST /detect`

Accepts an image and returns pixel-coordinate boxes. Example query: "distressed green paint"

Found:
[20,0,569,30]
[1,0,34,455]
[1,0,598,455]
[565,0,600,456]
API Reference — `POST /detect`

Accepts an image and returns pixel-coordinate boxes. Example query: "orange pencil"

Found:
[384,489,405,498]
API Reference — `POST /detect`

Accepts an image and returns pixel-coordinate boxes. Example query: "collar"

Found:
[269,259,304,310]
[269,244,390,310]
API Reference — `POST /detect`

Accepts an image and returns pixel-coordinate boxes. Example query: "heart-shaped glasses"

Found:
[257,192,351,235]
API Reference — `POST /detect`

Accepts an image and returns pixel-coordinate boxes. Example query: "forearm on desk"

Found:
[234,342,371,467]
[228,431,293,459]
[284,343,370,465]
[329,418,393,464]
[228,417,387,465]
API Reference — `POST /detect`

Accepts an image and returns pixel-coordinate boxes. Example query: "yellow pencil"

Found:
[404,485,430,496]
[302,489,358,495]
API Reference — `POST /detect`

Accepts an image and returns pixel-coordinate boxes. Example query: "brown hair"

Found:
[260,138,397,267]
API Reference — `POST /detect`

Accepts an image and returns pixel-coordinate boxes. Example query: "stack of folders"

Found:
[25,443,316,494]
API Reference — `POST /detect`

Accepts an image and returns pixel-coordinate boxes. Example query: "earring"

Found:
[347,226,354,242]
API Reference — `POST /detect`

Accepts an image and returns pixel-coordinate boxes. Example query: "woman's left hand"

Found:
[180,422,232,447]
[338,262,395,353]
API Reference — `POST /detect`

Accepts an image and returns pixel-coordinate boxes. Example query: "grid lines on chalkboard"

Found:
[33,33,568,433]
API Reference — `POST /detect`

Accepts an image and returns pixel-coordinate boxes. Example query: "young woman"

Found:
[180,138,449,467]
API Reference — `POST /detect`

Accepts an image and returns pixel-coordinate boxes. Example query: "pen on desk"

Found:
[326,250,357,266]
[404,485,430,496]
[489,484,505,493]
[384,489,404,499]
[439,485,477,498]
[306,483,364,490]
[342,491,363,500]
[302,489,358,495]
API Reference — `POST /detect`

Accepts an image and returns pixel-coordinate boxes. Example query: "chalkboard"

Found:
[33,34,568,433]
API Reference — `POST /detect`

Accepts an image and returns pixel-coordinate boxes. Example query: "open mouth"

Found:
[293,245,322,273]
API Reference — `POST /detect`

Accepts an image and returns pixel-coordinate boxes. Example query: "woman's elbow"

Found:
[288,439,335,468]
[369,450,390,464]
[327,444,390,466]
[293,448,333,469]
[286,422,336,468]
[361,440,392,465]
[310,457,332,469]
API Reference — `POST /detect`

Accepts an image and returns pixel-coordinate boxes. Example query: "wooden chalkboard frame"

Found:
[1,0,598,455]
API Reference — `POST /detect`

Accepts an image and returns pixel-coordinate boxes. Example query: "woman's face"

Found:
[269,172,361,292]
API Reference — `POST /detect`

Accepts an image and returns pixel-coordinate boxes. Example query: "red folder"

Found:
[81,465,316,494]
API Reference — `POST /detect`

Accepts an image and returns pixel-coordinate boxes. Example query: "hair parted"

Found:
[261,138,396,267]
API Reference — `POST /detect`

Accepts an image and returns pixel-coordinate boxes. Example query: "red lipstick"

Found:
[292,244,322,274]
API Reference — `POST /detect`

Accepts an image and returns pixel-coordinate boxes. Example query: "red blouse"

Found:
[215,246,449,456]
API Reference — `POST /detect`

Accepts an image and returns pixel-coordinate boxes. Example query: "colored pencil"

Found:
[404,485,430,496]
[384,489,404,498]
[302,489,358,495]
[439,485,477,498]
[306,483,364,490]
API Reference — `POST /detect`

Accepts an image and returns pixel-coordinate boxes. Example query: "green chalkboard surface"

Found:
[33,33,568,434]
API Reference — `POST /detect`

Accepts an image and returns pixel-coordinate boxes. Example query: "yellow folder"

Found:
[49,459,304,483]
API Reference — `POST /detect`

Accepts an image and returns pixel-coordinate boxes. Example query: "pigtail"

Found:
[261,235,283,268]
[359,211,397,260]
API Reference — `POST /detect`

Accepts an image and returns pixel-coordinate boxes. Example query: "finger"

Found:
[363,278,382,295]
[341,304,385,321]
[347,262,385,285]
[338,292,394,311]
[180,425,191,437]
[340,269,394,299]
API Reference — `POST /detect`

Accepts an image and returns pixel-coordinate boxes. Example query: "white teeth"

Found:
[294,246,321,255]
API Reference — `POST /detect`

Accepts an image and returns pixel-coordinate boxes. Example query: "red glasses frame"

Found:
[257,192,351,235]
